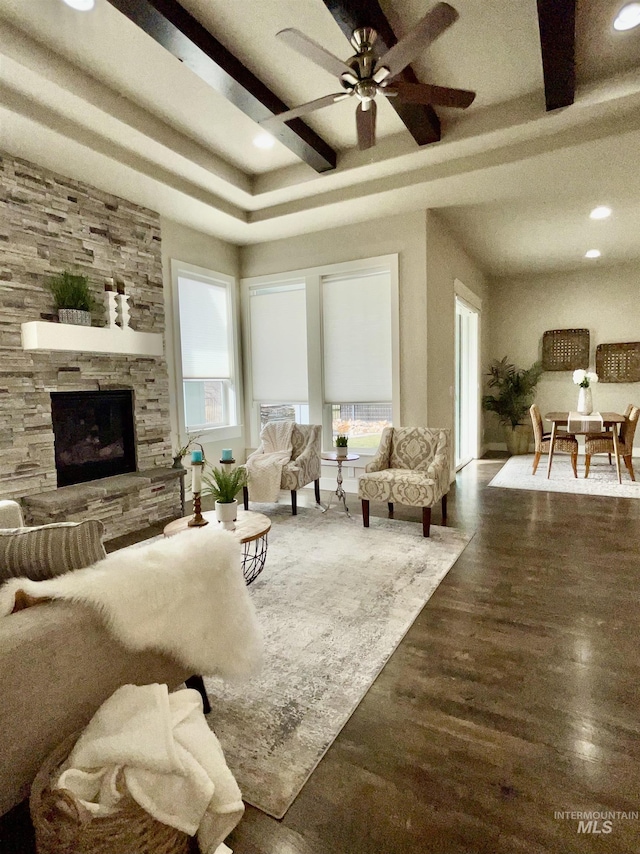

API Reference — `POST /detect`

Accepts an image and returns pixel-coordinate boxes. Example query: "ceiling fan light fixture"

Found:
[61,0,95,10]
[589,205,612,219]
[253,132,275,149]
[585,249,601,259]
[613,3,640,30]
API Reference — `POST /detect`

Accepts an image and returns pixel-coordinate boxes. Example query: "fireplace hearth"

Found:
[51,390,137,487]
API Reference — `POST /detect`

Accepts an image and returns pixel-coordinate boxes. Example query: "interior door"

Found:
[455,296,479,469]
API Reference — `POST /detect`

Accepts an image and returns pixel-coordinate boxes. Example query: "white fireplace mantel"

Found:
[21,321,164,357]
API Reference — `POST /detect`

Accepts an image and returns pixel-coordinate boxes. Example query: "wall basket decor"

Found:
[541,328,590,371]
[595,342,640,383]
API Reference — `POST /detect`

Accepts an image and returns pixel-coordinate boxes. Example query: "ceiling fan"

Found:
[260,2,475,151]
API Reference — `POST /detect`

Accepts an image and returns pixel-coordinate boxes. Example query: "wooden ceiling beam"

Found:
[321,0,441,145]
[106,0,337,172]
[536,0,576,111]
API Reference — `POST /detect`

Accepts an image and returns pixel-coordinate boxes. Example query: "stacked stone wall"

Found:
[0,152,177,533]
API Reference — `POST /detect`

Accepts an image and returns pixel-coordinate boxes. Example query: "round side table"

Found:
[321,452,360,516]
[163,508,271,585]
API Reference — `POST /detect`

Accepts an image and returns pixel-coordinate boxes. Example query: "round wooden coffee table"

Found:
[164,509,271,585]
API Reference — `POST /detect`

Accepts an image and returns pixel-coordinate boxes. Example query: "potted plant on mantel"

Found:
[482,357,543,455]
[48,270,96,326]
[202,465,247,529]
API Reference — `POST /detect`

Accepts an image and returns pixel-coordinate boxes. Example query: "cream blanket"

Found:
[0,527,262,679]
[245,420,294,503]
[57,683,243,853]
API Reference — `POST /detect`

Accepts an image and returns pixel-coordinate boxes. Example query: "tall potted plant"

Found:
[48,270,96,326]
[482,357,543,455]
[202,465,247,529]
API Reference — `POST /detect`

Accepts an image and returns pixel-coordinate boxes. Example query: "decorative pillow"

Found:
[0,520,106,582]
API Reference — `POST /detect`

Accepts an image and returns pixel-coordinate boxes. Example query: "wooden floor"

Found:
[2,458,639,853]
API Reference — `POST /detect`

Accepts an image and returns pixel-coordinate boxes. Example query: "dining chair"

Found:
[529,404,578,477]
[585,405,638,481]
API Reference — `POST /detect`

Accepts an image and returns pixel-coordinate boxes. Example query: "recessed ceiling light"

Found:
[613,3,640,31]
[585,249,601,259]
[253,132,275,150]
[589,205,612,220]
[62,0,95,9]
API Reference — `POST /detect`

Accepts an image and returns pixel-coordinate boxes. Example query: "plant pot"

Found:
[335,446,348,458]
[215,498,238,530]
[58,308,91,326]
[172,455,185,470]
[504,424,531,455]
[577,387,593,415]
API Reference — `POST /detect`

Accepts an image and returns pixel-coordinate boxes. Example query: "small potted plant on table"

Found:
[172,434,203,469]
[48,270,96,326]
[202,465,247,529]
[335,434,349,458]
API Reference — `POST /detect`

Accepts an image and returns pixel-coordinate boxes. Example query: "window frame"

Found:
[242,255,399,453]
[171,259,242,443]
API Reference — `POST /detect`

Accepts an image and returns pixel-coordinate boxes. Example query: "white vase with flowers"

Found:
[573,369,598,415]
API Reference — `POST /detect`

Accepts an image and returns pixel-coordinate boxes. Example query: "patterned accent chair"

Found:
[584,404,638,481]
[529,404,578,477]
[243,423,322,515]
[357,427,451,537]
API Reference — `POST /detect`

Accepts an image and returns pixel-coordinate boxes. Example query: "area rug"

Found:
[489,453,640,498]
[203,507,472,819]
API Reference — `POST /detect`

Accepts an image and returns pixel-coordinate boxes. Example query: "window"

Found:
[260,403,310,429]
[248,282,309,435]
[331,403,392,448]
[322,268,393,450]
[243,256,398,452]
[174,263,239,435]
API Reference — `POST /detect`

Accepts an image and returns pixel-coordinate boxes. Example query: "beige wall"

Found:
[241,211,428,427]
[160,217,245,464]
[487,263,640,449]
[160,210,488,470]
[426,212,489,451]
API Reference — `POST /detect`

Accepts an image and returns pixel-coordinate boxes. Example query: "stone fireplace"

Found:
[0,152,182,539]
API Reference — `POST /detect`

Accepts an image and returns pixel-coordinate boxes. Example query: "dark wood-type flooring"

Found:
[2,457,639,853]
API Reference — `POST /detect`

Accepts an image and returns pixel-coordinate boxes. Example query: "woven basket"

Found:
[30,734,194,854]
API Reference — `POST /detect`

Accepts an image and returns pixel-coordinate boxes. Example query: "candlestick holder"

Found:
[188,491,209,527]
[188,459,208,527]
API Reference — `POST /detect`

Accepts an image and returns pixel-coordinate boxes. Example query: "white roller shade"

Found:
[250,284,308,402]
[322,270,392,403]
[178,277,230,378]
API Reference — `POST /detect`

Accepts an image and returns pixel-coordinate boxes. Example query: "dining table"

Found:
[544,411,626,482]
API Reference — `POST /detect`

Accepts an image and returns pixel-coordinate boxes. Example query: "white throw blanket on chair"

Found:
[0,527,262,679]
[245,420,294,503]
[57,683,243,854]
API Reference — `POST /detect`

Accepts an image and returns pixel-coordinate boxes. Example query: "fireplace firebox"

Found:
[51,390,137,487]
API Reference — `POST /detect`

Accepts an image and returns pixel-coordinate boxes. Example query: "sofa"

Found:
[0,500,192,817]
[0,599,190,816]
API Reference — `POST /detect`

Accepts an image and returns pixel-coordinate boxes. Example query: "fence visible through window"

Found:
[331,403,392,449]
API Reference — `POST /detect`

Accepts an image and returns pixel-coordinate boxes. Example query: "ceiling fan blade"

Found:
[376,3,459,79]
[260,93,351,127]
[356,100,377,150]
[277,28,353,79]
[385,80,475,109]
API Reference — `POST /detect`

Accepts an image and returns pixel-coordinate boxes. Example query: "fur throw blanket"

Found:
[0,528,262,680]
[245,420,294,503]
